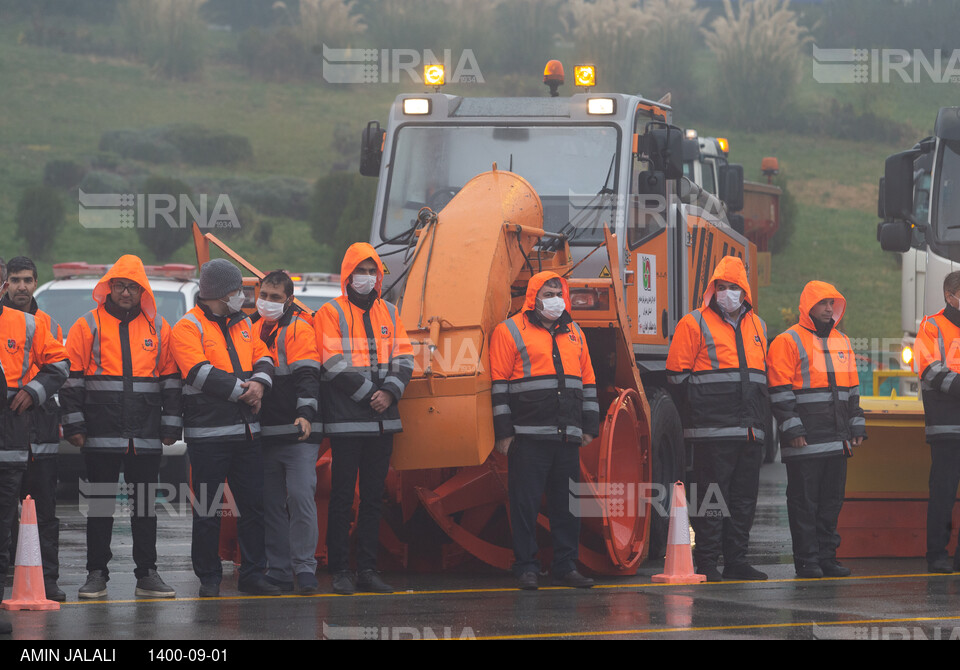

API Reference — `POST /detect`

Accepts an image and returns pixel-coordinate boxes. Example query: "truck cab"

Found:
[878,107,960,391]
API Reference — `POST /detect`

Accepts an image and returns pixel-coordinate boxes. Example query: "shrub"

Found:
[220,176,311,219]
[309,172,376,260]
[44,159,87,189]
[136,176,194,262]
[641,0,708,98]
[98,126,252,166]
[702,0,812,129]
[79,170,131,195]
[118,0,206,80]
[237,26,310,80]
[16,185,65,258]
[163,125,253,166]
[561,0,647,93]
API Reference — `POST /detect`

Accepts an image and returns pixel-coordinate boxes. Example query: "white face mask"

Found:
[221,290,246,313]
[539,296,566,321]
[352,274,377,295]
[716,288,743,314]
[256,298,286,322]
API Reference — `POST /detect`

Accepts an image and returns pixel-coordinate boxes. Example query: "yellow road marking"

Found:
[60,571,957,605]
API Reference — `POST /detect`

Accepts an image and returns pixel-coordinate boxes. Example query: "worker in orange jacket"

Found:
[915,270,960,573]
[171,258,278,597]
[315,243,413,595]
[666,256,769,582]
[61,255,181,600]
[490,271,599,590]
[253,270,322,595]
[0,265,68,623]
[3,256,66,602]
[767,281,865,578]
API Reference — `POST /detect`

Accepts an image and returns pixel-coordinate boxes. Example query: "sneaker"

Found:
[45,581,67,602]
[238,574,282,596]
[517,571,539,590]
[928,557,954,574]
[135,570,176,598]
[556,569,594,588]
[795,562,824,579]
[0,615,10,635]
[78,570,108,599]
[296,572,319,595]
[356,569,394,593]
[198,582,220,598]
[332,571,355,595]
[723,563,768,581]
[264,575,295,593]
[819,560,851,578]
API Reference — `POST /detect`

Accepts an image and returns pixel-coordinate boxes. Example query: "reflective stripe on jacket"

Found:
[18,300,63,459]
[489,271,599,443]
[254,308,322,445]
[172,303,275,445]
[916,306,960,442]
[60,256,182,454]
[316,243,413,437]
[767,281,864,461]
[0,304,69,467]
[666,256,768,444]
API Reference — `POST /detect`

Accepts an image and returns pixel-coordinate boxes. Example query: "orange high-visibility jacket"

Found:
[315,243,414,437]
[60,256,182,454]
[915,304,960,441]
[767,281,865,460]
[253,307,322,445]
[666,256,768,443]
[0,301,69,467]
[3,295,64,458]
[489,271,599,443]
[172,299,275,445]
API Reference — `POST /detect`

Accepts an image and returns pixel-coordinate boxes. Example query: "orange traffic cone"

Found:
[2,496,59,610]
[652,482,706,585]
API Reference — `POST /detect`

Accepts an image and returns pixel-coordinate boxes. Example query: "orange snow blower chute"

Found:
[201,167,655,575]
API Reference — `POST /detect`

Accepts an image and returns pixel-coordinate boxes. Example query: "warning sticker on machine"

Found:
[637,254,657,335]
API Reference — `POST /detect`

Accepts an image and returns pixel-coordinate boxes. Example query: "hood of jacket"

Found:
[524,271,571,313]
[340,243,384,298]
[702,256,752,311]
[92,254,157,321]
[798,280,846,331]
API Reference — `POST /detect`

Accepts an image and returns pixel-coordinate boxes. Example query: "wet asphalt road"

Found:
[6,463,960,641]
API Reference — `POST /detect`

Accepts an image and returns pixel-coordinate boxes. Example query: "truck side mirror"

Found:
[639,125,684,181]
[359,121,385,177]
[719,164,744,212]
[682,138,701,162]
[877,221,912,253]
[883,150,916,221]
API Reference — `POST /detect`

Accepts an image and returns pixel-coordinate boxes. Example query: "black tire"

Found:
[647,387,685,561]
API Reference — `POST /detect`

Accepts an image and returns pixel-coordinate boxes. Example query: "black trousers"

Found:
[508,437,581,576]
[84,450,161,579]
[0,467,25,586]
[327,435,393,573]
[188,438,266,585]
[926,441,960,563]
[689,440,762,570]
[9,457,59,583]
[785,454,847,567]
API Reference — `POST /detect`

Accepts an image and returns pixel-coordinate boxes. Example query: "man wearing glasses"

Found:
[61,255,182,599]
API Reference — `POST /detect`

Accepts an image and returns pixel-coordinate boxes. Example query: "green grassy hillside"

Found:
[0,16,951,344]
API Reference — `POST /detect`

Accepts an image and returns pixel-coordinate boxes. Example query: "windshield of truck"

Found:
[381,125,619,245]
[36,288,188,334]
[935,140,960,243]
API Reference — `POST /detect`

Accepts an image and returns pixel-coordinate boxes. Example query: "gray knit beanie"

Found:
[199,258,242,300]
